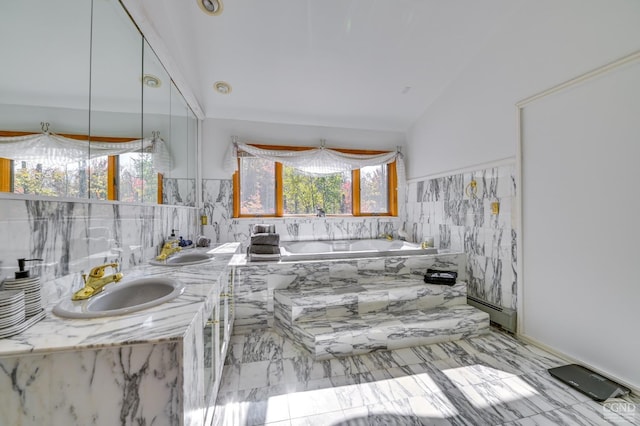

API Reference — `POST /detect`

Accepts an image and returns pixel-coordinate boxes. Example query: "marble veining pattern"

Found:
[231,252,465,334]
[273,274,489,360]
[213,328,639,426]
[163,177,196,207]
[405,164,517,310]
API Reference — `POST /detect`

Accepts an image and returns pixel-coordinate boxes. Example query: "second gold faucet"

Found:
[156,240,181,261]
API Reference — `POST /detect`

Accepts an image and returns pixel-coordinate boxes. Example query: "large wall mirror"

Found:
[0,0,197,206]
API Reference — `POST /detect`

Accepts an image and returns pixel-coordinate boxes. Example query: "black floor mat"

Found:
[548,364,631,402]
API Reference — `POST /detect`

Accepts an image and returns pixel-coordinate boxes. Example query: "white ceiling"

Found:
[133,0,521,132]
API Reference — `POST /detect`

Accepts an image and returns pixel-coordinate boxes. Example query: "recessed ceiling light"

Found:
[142,74,162,88]
[198,0,223,16]
[214,81,232,95]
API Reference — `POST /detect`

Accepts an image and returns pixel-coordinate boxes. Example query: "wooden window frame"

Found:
[233,144,398,218]
[0,130,163,202]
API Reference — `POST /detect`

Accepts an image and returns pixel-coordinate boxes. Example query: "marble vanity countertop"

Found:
[0,243,241,357]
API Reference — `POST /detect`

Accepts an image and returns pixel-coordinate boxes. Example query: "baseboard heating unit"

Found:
[467,296,517,333]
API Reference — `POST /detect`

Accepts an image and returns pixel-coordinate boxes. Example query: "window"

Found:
[233,145,397,217]
[283,166,351,215]
[359,164,388,214]
[239,156,275,215]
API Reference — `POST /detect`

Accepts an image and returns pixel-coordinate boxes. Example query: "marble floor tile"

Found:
[359,350,406,371]
[225,342,245,365]
[406,393,478,426]
[436,356,520,388]
[394,344,451,365]
[501,400,638,425]
[331,380,366,411]
[214,328,639,426]
[242,330,286,363]
[289,410,346,426]
[238,360,286,390]
[384,366,441,397]
[219,363,241,393]
[398,361,463,394]
[287,386,343,419]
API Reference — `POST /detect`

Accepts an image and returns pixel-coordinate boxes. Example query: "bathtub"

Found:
[279,239,437,261]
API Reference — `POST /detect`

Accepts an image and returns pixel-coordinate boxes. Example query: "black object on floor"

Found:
[548,364,631,402]
[424,269,457,285]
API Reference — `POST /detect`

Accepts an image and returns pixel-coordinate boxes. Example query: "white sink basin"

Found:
[52,277,185,319]
[149,251,214,266]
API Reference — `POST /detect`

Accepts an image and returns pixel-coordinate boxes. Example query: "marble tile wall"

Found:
[0,197,199,306]
[404,164,517,310]
[163,177,196,207]
[201,179,402,246]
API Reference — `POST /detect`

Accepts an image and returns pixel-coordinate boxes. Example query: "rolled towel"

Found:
[250,233,280,246]
[196,236,211,247]
[253,224,276,234]
[248,244,281,255]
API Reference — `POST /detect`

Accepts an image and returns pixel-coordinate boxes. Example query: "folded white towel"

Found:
[248,252,281,262]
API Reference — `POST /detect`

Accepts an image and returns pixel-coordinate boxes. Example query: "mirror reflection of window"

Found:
[118,152,158,203]
[88,156,109,200]
[13,159,88,198]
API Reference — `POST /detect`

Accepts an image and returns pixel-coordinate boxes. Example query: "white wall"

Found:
[201,118,406,179]
[520,58,640,390]
[406,0,640,180]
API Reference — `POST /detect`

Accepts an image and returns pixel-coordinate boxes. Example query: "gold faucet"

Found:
[156,240,181,261]
[379,233,393,240]
[72,263,123,301]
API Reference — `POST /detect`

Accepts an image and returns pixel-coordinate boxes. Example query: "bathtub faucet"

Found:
[378,233,393,240]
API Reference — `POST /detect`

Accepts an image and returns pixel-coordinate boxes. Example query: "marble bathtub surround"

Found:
[274,277,489,359]
[0,245,239,426]
[230,252,466,334]
[275,279,468,324]
[405,164,517,310]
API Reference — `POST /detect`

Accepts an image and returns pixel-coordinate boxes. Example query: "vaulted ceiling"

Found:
[128,0,521,131]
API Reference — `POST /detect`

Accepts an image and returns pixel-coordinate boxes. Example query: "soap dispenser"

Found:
[14,258,43,279]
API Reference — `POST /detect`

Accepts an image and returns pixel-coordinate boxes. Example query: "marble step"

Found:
[274,278,467,325]
[275,304,490,360]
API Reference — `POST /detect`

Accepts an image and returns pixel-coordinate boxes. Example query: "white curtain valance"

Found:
[224,141,401,176]
[0,132,172,173]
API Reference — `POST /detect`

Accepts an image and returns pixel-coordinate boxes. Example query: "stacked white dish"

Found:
[2,276,42,316]
[0,290,26,330]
